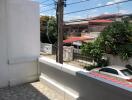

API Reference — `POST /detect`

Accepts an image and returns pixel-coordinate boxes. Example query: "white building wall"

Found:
[0,0,9,88]
[0,0,40,87]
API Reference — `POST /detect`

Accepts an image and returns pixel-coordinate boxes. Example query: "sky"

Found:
[33,0,132,21]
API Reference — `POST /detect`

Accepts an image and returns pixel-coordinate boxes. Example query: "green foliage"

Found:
[84,58,109,71]
[84,65,98,71]
[98,20,132,60]
[40,16,49,33]
[82,18,132,70]
[81,42,103,62]
[47,17,57,43]
[81,41,109,69]
[40,16,57,44]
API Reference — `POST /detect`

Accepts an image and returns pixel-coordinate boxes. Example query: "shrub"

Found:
[82,41,109,70]
[82,19,132,70]
[84,65,97,71]
[81,42,103,62]
[98,20,132,60]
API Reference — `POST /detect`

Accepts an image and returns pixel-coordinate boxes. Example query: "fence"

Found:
[73,53,93,62]
[73,52,94,66]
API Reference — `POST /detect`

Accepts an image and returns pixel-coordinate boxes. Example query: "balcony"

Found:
[0,0,132,100]
[0,56,131,100]
[39,56,132,100]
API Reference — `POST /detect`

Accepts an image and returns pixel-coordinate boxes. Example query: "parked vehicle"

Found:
[92,66,132,82]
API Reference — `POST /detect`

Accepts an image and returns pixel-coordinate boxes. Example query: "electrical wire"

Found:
[40,0,132,15]
[40,0,57,8]
[40,0,90,8]
[40,3,55,7]
[67,0,90,6]
[65,0,132,15]
[40,0,50,4]
[40,8,55,13]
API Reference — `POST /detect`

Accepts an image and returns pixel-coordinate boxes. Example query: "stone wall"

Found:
[106,54,132,66]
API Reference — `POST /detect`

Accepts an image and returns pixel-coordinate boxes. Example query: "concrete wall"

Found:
[63,46,74,62]
[39,57,132,100]
[0,0,9,88]
[41,43,53,54]
[0,0,40,87]
[106,54,132,66]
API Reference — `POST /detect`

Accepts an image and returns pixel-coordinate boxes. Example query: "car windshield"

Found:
[120,69,132,76]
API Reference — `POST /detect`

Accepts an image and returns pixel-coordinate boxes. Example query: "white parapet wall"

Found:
[0,0,40,87]
[39,57,132,100]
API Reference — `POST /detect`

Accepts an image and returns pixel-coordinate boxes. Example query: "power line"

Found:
[40,0,90,8]
[65,0,132,15]
[40,3,55,7]
[40,7,55,13]
[67,0,90,6]
[40,0,50,4]
[52,0,56,2]
[40,0,57,9]
[40,0,90,9]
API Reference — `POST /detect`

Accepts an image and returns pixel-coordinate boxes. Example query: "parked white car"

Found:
[92,65,132,82]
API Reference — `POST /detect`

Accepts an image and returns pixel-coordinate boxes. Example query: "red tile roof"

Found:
[63,36,94,43]
[89,19,113,23]
[89,72,132,88]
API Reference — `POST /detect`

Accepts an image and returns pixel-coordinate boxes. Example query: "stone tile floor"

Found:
[0,82,63,100]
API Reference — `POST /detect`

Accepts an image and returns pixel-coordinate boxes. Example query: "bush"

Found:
[82,41,109,70]
[84,65,98,71]
[81,42,103,62]
[82,19,132,70]
[98,20,132,60]
[84,58,109,71]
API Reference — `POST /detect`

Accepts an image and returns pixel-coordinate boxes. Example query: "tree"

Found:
[98,19,132,60]
[40,16,49,34]
[81,41,108,68]
[82,18,132,70]
[47,17,57,43]
[82,19,132,61]
[40,16,57,44]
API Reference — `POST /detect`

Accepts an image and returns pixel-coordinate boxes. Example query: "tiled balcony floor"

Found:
[0,82,63,100]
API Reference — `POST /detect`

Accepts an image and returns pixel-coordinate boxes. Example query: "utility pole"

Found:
[56,1,59,62]
[56,0,64,64]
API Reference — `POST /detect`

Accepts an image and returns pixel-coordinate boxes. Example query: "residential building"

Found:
[0,1,131,100]
[64,13,132,38]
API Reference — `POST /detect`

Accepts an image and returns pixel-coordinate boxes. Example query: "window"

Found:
[99,68,119,75]
[121,69,132,76]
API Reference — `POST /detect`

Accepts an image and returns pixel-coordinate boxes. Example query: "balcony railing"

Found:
[39,56,132,100]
